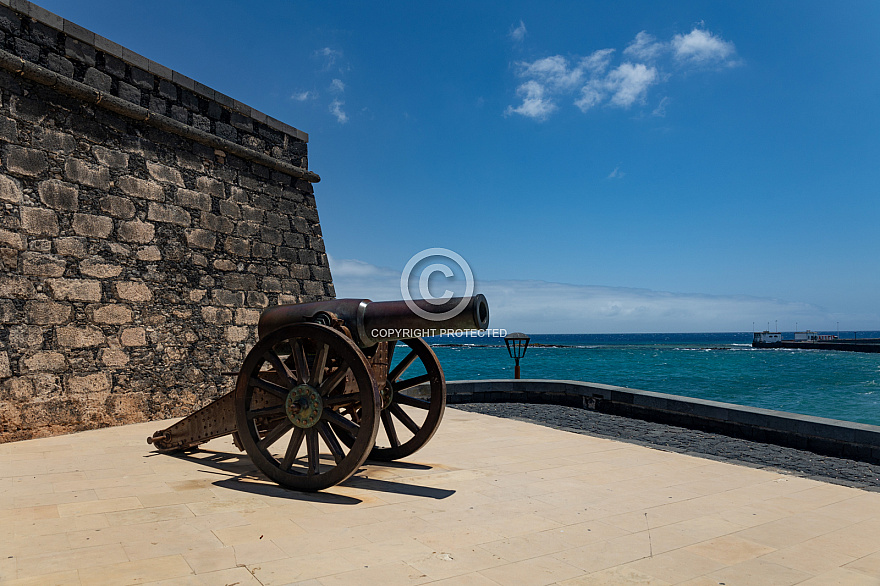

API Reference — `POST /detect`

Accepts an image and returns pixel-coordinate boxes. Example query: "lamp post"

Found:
[504,332,530,379]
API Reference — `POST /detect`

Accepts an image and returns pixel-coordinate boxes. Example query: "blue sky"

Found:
[39,1,880,333]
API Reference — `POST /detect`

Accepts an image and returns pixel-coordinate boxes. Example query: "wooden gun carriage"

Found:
[148,295,489,491]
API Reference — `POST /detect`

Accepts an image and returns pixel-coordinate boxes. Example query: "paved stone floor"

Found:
[2,409,880,585]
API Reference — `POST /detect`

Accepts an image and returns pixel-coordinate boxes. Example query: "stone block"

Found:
[65,372,111,396]
[117,176,164,202]
[170,105,188,124]
[65,159,110,189]
[262,277,282,292]
[136,245,161,261]
[56,325,105,348]
[130,67,154,90]
[46,53,74,77]
[98,195,136,219]
[72,213,113,238]
[147,202,191,227]
[158,79,177,101]
[54,237,88,257]
[14,38,40,61]
[0,299,19,324]
[80,257,122,278]
[146,161,185,186]
[224,237,250,257]
[192,114,211,132]
[148,96,166,115]
[93,146,130,169]
[200,212,234,234]
[38,179,79,211]
[241,205,264,223]
[100,348,128,367]
[83,67,112,92]
[252,243,273,258]
[21,252,66,277]
[21,351,67,373]
[33,128,77,153]
[115,281,152,302]
[117,81,141,105]
[265,212,290,231]
[213,259,236,271]
[0,116,18,142]
[195,176,224,197]
[260,227,282,245]
[1,247,17,270]
[184,228,216,251]
[20,207,59,236]
[25,300,71,324]
[223,273,258,291]
[47,278,103,302]
[175,188,212,211]
[119,327,147,347]
[219,199,240,219]
[235,308,260,325]
[225,326,249,343]
[247,291,269,308]
[117,219,155,244]
[0,352,10,379]
[212,289,245,307]
[0,228,26,250]
[65,37,96,67]
[0,275,34,298]
[91,304,133,325]
[6,146,48,177]
[303,281,324,296]
[201,306,233,324]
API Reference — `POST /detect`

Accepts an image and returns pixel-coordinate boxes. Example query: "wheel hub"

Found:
[286,384,323,428]
[380,384,394,410]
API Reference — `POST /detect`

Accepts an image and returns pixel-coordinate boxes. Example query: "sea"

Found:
[420,332,880,427]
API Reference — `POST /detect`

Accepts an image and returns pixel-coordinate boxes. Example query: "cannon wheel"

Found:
[234,323,380,491]
[357,338,446,461]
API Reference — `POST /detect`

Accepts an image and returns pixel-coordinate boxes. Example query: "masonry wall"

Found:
[0,1,334,441]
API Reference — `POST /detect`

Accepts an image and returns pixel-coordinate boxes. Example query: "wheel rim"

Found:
[234,323,380,491]
[370,338,446,461]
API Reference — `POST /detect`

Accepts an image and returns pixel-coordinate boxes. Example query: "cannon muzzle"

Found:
[258,294,489,347]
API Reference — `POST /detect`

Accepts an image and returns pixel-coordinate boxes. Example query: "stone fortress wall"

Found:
[0,0,334,441]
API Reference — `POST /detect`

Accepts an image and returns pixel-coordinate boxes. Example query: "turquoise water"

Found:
[421,332,880,426]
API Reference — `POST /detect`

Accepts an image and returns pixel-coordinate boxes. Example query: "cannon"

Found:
[148,294,489,491]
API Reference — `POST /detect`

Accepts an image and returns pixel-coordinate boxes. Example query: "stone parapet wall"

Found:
[0,0,334,441]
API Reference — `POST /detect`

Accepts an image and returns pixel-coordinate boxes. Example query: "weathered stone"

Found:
[20,207,59,236]
[117,81,141,105]
[200,212,234,234]
[25,300,71,324]
[0,115,19,142]
[201,306,233,324]
[247,291,269,308]
[219,199,240,219]
[0,228,26,250]
[224,273,258,291]
[189,289,206,302]
[66,372,111,396]
[146,161,185,186]
[65,159,110,189]
[119,327,147,346]
[91,146,130,168]
[83,67,112,92]
[224,237,250,256]
[1,275,35,298]
[115,281,152,302]
[21,351,67,373]
[0,175,21,204]
[91,304,133,324]
[147,202,191,226]
[241,206,264,223]
[100,348,129,367]
[225,326,249,342]
[21,252,66,277]
[196,176,224,197]
[80,257,122,278]
[33,128,77,153]
[212,289,244,307]
[117,219,155,244]
[47,278,103,302]
[235,308,260,325]
[54,237,88,257]
[184,228,216,250]
[265,212,291,231]
[98,195,136,219]
[175,188,212,211]
[303,281,324,296]
[72,213,113,238]
[252,242,273,258]
[118,176,164,202]
[6,146,48,177]
[213,259,236,271]
[0,299,19,324]
[0,352,10,379]
[38,179,79,211]
[136,246,162,261]
[56,325,105,348]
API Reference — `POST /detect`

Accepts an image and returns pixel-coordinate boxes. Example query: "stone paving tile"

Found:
[2,411,880,584]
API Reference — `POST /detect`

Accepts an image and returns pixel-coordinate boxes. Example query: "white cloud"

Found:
[672,29,737,66]
[329,99,348,123]
[328,256,832,334]
[330,78,345,93]
[507,26,737,120]
[314,47,342,69]
[510,20,527,42]
[607,166,624,179]
[291,91,315,101]
[505,80,557,121]
[623,31,666,61]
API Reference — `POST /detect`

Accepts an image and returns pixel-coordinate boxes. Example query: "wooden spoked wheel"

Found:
[234,323,380,491]
[370,338,446,461]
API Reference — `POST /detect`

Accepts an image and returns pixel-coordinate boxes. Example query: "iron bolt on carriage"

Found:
[148,295,489,491]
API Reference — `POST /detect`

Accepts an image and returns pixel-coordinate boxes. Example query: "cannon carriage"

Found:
[148,295,489,491]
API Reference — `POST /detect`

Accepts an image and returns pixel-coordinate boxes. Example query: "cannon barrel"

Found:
[258,294,489,347]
